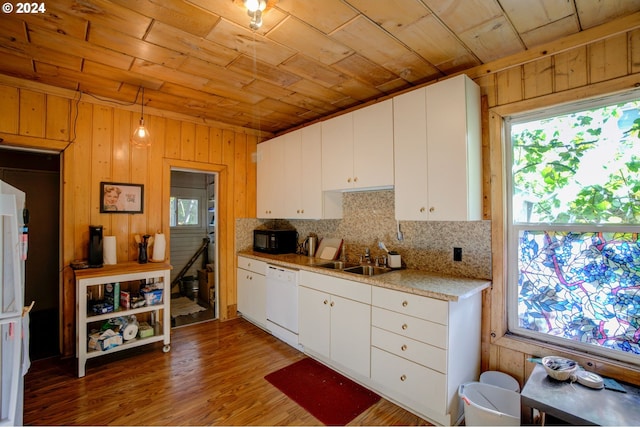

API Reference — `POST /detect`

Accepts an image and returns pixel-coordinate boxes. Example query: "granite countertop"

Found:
[238,251,491,302]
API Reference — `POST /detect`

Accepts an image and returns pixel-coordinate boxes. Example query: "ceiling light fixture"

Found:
[244,0,266,30]
[131,87,151,148]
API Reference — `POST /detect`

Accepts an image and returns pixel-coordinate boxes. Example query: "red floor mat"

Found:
[265,357,381,426]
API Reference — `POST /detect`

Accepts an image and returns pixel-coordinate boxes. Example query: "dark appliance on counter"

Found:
[88,225,104,268]
[253,229,297,254]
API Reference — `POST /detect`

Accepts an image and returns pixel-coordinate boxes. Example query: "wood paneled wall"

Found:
[1,13,639,375]
[0,76,262,357]
[468,19,640,387]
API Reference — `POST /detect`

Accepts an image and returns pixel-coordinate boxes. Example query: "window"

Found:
[170,196,200,227]
[507,92,640,365]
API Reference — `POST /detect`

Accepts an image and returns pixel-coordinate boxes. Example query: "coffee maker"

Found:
[88,225,104,268]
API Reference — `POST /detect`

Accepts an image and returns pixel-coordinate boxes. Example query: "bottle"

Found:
[138,234,150,264]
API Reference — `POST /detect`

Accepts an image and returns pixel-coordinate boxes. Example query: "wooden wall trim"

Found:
[162,159,232,321]
[466,12,640,80]
[493,334,640,385]
[0,74,273,139]
[486,72,640,384]
[491,73,640,117]
[0,131,69,152]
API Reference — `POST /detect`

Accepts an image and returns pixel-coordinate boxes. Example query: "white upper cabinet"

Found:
[258,123,326,219]
[394,75,482,221]
[257,137,285,219]
[283,123,323,219]
[282,129,303,217]
[321,112,353,191]
[322,99,394,191]
[393,88,429,220]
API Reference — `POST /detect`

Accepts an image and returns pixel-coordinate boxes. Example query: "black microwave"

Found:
[253,229,298,254]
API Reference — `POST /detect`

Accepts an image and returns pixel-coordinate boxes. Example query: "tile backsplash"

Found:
[236,190,491,280]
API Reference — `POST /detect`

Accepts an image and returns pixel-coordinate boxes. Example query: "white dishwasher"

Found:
[266,264,301,350]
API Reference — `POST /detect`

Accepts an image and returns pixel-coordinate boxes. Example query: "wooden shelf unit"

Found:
[75,262,172,377]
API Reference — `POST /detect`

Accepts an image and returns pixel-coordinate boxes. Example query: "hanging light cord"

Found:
[140,87,145,120]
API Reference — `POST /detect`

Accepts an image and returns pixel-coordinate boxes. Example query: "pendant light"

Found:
[244,0,266,30]
[131,86,151,148]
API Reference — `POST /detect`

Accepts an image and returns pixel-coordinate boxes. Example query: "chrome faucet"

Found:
[359,248,372,264]
[375,255,387,268]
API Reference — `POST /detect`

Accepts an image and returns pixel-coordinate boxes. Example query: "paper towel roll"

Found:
[152,233,166,262]
[122,323,139,341]
[103,236,117,265]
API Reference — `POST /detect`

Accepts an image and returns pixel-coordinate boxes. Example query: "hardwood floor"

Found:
[24,317,432,426]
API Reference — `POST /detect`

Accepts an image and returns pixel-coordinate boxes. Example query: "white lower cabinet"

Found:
[298,271,371,379]
[237,256,268,330]
[294,267,482,425]
[370,286,482,426]
[371,346,447,416]
[298,286,330,358]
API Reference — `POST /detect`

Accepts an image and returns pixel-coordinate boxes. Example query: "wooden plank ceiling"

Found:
[1,0,639,135]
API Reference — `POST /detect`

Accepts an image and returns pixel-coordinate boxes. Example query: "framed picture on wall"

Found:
[100,182,144,213]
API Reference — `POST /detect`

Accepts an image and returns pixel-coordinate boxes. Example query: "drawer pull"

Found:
[400,374,407,382]
[402,300,408,307]
[401,344,407,351]
[401,323,408,330]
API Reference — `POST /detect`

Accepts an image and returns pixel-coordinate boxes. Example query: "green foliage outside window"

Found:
[511,100,640,224]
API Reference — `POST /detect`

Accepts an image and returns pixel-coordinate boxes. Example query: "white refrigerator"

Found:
[0,180,29,426]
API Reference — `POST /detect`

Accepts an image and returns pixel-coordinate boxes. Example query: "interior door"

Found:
[1,166,60,360]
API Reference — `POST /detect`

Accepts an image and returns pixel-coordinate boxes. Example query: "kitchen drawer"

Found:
[299,270,371,304]
[237,256,266,275]
[372,286,447,325]
[372,326,447,373]
[371,347,446,417]
[372,306,447,349]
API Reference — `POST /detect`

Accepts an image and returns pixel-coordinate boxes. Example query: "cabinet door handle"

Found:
[400,374,407,382]
[354,176,358,182]
[401,323,408,330]
[401,344,407,351]
[429,207,435,213]
[323,299,328,305]
[330,301,335,307]
[419,207,425,213]
[402,300,408,307]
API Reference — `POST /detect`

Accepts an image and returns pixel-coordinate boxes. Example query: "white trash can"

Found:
[458,382,520,426]
[480,370,520,392]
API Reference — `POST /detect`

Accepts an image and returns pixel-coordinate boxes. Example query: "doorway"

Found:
[0,148,60,360]
[169,169,217,327]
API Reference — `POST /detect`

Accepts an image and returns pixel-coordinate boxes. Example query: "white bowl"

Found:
[542,356,578,381]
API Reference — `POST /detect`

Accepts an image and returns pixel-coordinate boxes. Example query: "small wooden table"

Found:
[521,364,640,425]
[75,262,172,377]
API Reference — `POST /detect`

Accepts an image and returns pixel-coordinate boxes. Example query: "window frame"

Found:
[505,90,640,366]
[169,188,205,228]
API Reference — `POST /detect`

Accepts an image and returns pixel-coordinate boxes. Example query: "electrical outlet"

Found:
[453,247,462,262]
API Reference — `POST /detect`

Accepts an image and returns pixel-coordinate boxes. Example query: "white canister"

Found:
[152,233,166,262]
[103,236,117,265]
[388,251,401,269]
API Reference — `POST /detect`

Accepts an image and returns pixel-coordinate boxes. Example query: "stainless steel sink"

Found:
[314,261,359,270]
[343,265,392,276]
